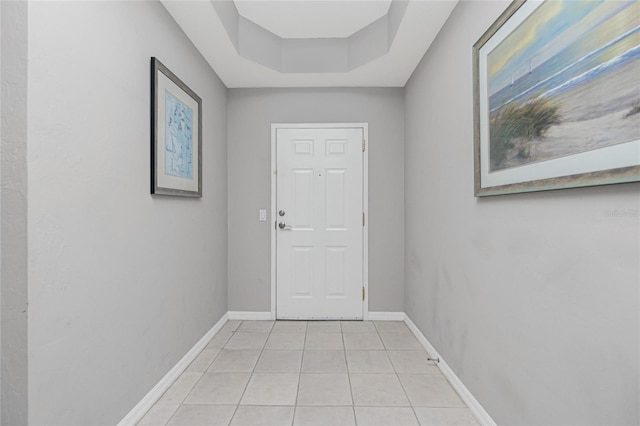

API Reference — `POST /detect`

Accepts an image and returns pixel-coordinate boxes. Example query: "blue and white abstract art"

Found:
[164,90,193,179]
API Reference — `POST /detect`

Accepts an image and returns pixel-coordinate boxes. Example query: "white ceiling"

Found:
[234,1,393,39]
[161,0,458,88]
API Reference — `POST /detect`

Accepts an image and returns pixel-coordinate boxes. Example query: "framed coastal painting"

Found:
[151,57,202,197]
[473,0,640,196]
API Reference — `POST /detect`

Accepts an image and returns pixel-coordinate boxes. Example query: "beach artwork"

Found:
[474,0,640,195]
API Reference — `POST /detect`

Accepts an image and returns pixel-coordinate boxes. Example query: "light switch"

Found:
[259,209,267,221]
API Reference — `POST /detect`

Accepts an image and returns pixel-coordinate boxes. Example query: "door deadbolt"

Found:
[279,210,286,217]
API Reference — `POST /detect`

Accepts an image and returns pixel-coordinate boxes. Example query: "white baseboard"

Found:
[227,311,404,321]
[227,311,273,320]
[403,315,496,426]
[118,312,229,425]
[368,311,405,321]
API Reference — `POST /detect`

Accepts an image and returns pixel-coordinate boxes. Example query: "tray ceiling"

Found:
[161,0,458,88]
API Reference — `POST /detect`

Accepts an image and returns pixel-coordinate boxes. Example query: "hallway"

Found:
[3,1,637,424]
[139,320,478,425]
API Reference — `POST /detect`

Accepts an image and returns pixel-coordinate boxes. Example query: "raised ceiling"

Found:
[161,0,458,88]
[234,1,393,39]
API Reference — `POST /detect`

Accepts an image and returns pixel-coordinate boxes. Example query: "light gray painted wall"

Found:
[26,2,228,424]
[227,88,404,313]
[1,2,28,424]
[0,3,3,421]
[404,2,640,425]
[0,3,2,419]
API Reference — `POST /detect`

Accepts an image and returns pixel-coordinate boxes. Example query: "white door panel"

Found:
[276,127,364,319]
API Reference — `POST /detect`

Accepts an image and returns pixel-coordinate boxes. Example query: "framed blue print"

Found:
[473,1,640,196]
[151,57,202,197]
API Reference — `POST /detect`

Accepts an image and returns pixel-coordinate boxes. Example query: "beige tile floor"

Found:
[138,320,479,426]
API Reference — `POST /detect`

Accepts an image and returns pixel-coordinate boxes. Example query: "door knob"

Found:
[278,222,292,230]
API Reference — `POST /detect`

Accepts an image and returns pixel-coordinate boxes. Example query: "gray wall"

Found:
[1,2,28,424]
[25,2,228,424]
[0,1,2,417]
[227,88,405,313]
[0,1,2,418]
[404,2,640,425]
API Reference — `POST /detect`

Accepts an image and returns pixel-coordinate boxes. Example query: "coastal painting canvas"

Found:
[151,57,202,197]
[474,0,640,196]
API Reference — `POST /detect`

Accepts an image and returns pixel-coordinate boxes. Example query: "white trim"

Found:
[362,124,369,321]
[403,315,497,426]
[271,123,369,321]
[368,311,406,321]
[227,311,273,321]
[117,312,229,425]
[270,124,277,320]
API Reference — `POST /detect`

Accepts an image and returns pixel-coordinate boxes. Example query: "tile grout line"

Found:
[365,321,418,426]
[195,326,233,374]
[292,321,308,425]
[217,320,244,426]
[341,323,359,426]
[383,320,421,424]
[388,335,422,426]
[162,321,242,426]
[218,320,244,426]
[228,319,267,426]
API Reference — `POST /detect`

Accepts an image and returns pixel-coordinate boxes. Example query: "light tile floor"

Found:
[138,320,479,426]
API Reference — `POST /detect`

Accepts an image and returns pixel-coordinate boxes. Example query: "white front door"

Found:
[276,126,365,319]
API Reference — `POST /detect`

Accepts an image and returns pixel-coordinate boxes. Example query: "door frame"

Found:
[270,123,369,321]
